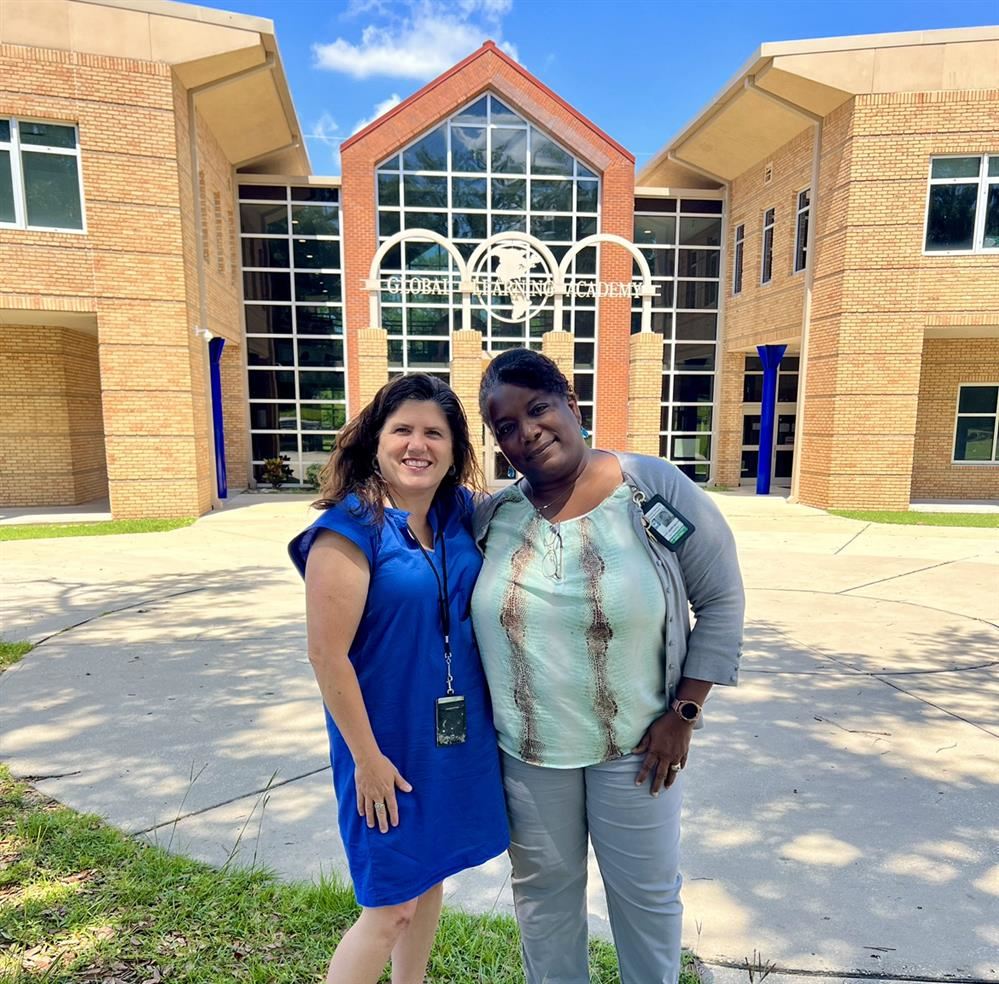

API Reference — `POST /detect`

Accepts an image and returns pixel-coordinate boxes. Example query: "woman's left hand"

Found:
[632,712,693,796]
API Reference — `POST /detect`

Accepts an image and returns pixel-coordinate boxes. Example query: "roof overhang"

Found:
[639,26,999,187]
[0,0,310,174]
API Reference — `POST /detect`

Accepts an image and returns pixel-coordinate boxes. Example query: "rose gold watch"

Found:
[672,698,703,724]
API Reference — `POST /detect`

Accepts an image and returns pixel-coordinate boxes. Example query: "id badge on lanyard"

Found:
[410,525,467,746]
[635,492,696,551]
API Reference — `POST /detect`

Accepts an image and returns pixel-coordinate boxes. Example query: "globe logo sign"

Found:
[471,238,553,323]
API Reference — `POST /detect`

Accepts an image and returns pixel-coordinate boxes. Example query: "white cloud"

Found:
[313,0,518,81]
[303,112,343,169]
[351,93,403,135]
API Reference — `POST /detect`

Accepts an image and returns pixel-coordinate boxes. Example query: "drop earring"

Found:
[580,426,591,439]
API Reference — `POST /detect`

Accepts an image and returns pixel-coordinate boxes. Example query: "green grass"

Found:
[0,518,195,541]
[0,767,699,983]
[830,509,999,528]
[0,641,33,672]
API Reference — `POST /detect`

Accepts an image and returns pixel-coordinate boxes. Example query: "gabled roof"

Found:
[340,40,633,166]
[639,25,999,186]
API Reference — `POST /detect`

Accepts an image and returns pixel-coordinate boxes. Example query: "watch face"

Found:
[678,701,698,720]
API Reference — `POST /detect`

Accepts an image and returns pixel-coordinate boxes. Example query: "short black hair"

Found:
[479,348,571,419]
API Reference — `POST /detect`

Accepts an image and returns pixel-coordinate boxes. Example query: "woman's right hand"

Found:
[354,753,413,833]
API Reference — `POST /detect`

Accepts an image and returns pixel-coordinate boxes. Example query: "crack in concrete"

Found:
[746,588,999,631]
[129,764,331,836]
[30,587,209,648]
[836,557,972,595]
[704,959,994,983]
[834,522,872,555]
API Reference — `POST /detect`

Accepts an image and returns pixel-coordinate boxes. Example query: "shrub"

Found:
[261,455,295,489]
[305,463,323,489]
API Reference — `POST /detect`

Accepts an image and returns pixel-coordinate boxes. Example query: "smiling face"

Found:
[485,383,586,484]
[375,399,454,500]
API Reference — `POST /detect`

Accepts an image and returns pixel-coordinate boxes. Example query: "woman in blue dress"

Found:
[289,373,508,984]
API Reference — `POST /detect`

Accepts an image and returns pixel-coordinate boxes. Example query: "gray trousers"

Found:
[502,751,684,984]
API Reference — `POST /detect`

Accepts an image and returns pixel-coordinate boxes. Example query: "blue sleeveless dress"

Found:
[289,488,509,907]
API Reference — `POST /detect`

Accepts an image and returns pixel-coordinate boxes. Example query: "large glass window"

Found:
[239,183,345,486]
[0,118,84,231]
[633,198,722,483]
[925,156,999,253]
[376,93,600,438]
[953,384,999,462]
[760,207,775,284]
[732,223,745,295]
[793,189,810,273]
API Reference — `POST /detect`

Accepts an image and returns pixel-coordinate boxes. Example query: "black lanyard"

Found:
[411,526,454,696]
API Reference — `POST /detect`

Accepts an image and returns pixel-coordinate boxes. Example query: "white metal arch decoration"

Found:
[558,233,659,333]
[362,228,659,336]
[364,229,471,330]
[465,232,565,328]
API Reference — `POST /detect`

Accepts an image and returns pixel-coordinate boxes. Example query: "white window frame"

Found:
[760,207,775,285]
[792,188,810,273]
[0,116,87,234]
[374,92,602,452]
[952,383,999,464]
[732,223,745,295]
[922,154,999,256]
[238,184,347,486]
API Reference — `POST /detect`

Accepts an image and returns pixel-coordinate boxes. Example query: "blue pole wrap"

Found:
[208,337,228,499]
[756,343,786,495]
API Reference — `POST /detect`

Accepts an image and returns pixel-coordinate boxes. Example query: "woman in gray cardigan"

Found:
[470,348,745,984]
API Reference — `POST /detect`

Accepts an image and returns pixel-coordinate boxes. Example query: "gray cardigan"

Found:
[472,452,745,700]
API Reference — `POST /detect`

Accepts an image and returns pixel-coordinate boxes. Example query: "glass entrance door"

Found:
[740,354,798,489]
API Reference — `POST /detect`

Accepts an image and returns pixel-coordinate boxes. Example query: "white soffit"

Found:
[679,88,811,181]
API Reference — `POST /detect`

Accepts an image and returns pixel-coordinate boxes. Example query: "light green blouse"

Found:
[471,483,668,768]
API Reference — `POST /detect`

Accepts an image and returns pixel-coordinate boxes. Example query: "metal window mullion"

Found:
[8,119,26,227]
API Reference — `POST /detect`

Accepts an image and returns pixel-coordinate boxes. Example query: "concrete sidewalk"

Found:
[1,492,997,982]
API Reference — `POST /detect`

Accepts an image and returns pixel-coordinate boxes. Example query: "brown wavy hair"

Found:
[314,373,483,521]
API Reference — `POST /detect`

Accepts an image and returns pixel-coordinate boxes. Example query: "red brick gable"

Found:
[340,41,633,170]
[340,42,636,450]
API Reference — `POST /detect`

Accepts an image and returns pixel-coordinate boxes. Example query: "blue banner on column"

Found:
[756,344,786,495]
[209,337,228,500]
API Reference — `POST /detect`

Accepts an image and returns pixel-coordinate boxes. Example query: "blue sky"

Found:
[196,0,998,175]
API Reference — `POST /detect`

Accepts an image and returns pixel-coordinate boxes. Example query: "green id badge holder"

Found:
[640,494,695,551]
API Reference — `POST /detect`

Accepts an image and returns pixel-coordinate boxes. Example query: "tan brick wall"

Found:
[627,330,663,456]
[911,337,999,500]
[340,45,635,449]
[716,127,813,488]
[450,328,486,476]
[0,43,245,517]
[356,328,388,406]
[541,330,575,383]
[0,326,107,505]
[715,89,999,508]
[800,90,999,510]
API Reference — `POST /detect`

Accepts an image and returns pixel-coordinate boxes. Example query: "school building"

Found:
[1,0,996,517]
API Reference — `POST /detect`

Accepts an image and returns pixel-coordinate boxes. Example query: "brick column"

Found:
[450,328,486,475]
[627,331,663,456]
[542,330,576,385]
[356,328,388,407]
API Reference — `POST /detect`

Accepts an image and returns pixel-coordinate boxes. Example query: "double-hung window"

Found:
[732,223,745,295]
[924,155,998,254]
[760,207,775,284]
[0,118,85,232]
[793,189,810,272]
[953,385,999,463]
